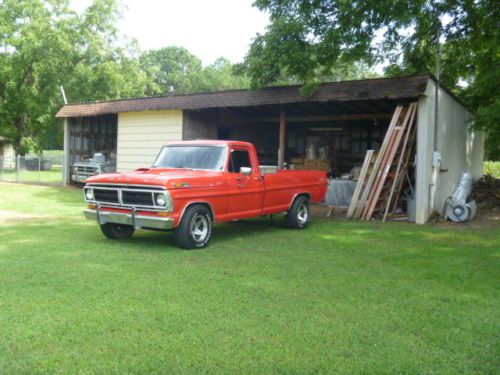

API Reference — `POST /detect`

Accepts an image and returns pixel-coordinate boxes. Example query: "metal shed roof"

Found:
[56,75,431,118]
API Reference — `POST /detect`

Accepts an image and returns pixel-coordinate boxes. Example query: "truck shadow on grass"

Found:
[129,217,286,250]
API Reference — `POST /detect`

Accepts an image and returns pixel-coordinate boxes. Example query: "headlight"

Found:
[155,193,166,206]
[155,192,173,211]
[73,166,78,172]
[85,188,94,200]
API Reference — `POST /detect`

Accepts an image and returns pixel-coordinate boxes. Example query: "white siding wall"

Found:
[415,85,435,224]
[117,110,183,171]
[433,84,484,211]
[416,79,484,224]
[4,144,15,159]
[1,144,16,168]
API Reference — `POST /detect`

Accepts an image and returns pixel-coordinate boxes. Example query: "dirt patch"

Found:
[311,204,500,229]
[0,210,52,224]
[430,207,500,229]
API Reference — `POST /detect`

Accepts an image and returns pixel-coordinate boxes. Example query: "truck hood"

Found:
[86,168,225,189]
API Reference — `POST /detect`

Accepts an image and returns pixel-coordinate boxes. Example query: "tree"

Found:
[0,0,155,154]
[139,46,204,95]
[242,0,499,158]
[196,57,250,92]
[140,48,250,95]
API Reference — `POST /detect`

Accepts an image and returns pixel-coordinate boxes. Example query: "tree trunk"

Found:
[14,114,27,156]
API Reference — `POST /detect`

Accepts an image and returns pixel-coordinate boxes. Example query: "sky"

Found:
[71,0,270,66]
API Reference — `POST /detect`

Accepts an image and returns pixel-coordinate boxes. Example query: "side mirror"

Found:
[240,167,252,175]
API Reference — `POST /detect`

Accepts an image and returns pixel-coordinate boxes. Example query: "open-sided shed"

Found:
[56,75,484,224]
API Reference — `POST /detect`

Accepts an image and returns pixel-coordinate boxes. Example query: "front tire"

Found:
[100,223,135,239]
[174,204,212,249]
[285,195,310,229]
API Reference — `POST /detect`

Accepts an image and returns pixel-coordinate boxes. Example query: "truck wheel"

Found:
[285,196,310,229]
[100,223,135,239]
[174,204,212,249]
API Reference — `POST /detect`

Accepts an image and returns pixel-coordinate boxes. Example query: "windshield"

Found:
[153,145,227,171]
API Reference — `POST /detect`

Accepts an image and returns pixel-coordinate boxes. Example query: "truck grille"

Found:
[78,166,97,173]
[93,189,119,204]
[87,184,165,209]
[122,191,154,206]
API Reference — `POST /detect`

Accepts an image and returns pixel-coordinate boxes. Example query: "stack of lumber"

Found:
[347,103,418,221]
[292,158,330,171]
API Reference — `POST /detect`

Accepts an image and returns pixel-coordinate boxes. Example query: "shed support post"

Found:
[62,118,70,186]
[278,109,286,169]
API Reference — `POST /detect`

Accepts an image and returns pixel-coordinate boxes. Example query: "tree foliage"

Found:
[243,0,499,158]
[0,0,154,153]
[0,0,251,155]
[139,46,204,95]
[140,47,249,95]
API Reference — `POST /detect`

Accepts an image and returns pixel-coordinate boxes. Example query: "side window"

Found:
[229,150,252,173]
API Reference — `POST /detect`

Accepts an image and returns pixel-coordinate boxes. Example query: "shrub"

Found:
[483,161,500,178]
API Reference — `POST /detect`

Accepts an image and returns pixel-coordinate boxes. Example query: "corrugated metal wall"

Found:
[416,79,484,224]
[117,110,183,171]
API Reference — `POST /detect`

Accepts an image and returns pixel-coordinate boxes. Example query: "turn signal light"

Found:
[88,204,96,210]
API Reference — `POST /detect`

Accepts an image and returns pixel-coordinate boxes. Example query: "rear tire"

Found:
[174,205,212,249]
[285,195,310,229]
[100,223,135,239]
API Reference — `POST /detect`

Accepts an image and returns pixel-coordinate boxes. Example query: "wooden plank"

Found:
[353,105,403,219]
[363,104,415,220]
[383,102,418,222]
[361,124,403,219]
[363,108,412,220]
[346,150,374,219]
[389,106,419,215]
[362,105,413,220]
[326,207,334,218]
[278,109,286,169]
[249,113,393,123]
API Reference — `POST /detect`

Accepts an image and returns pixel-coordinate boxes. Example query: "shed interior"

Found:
[183,98,413,177]
[68,114,118,167]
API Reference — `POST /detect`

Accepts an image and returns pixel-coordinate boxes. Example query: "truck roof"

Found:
[165,140,254,148]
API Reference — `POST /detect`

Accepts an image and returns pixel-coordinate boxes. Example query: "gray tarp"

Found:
[325,179,357,207]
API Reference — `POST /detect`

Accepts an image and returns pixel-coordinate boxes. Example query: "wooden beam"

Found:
[278,109,286,169]
[249,113,393,123]
[62,118,70,186]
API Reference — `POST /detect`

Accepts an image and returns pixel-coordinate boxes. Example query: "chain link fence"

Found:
[0,155,64,186]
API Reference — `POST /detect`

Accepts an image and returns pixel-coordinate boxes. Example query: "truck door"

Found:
[226,147,265,219]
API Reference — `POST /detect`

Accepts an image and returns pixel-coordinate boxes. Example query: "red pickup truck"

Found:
[83,140,327,249]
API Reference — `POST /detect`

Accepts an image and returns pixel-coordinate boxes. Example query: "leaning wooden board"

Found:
[346,150,375,219]
[353,105,404,219]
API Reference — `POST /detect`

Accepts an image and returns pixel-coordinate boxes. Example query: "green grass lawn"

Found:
[0,167,62,185]
[0,183,498,374]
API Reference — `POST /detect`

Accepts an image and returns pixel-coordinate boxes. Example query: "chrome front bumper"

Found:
[84,209,174,230]
[72,174,90,183]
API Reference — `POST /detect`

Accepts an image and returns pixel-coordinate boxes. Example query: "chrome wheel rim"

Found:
[190,214,209,242]
[297,203,309,225]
